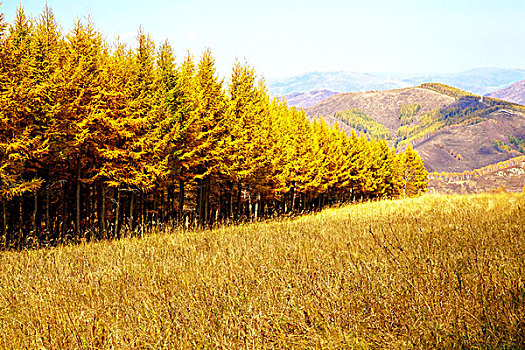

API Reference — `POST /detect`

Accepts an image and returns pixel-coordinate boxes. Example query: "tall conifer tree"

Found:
[401,144,428,197]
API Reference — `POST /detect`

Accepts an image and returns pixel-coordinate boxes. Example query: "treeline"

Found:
[0,6,428,248]
[420,83,525,113]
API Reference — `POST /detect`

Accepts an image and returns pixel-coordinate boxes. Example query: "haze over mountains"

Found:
[487,80,525,105]
[270,68,525,106]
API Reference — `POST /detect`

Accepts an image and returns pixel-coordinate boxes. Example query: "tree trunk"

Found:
[32,192,37,237]
[45,187,50,241]
[86,185,91,238]
[247,192,252,219]
[76,183,81,238]
[152,190,158,224]
[235,182,242,221]
[62,183,67,242]
[197,177,205,226]
[260,198,265,218]
[140,191,145,235]
[166,185,171,220]
[129,190,135,230]
[99,184,106,238]
[19,197,23,247]
[2,200,7,248]
[114,188,120,238]
[204,176,210,225]
[178,179,185,222]
[291,182,296,212]
[228,181,234,220]
[254,195,259,219]
[76,159,81,238]
[159,188,164,223]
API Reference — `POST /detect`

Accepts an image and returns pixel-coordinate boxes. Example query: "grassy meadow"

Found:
[0,193,524,349]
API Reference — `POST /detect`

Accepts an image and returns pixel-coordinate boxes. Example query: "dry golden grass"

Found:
[0,193,524,349]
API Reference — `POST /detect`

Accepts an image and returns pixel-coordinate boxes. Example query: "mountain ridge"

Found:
[304,84,525,173]
[282,89,339,109]
[487,79,525,105]
[270,68,525,98]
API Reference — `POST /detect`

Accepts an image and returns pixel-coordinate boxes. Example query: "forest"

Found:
[0,5,428,248]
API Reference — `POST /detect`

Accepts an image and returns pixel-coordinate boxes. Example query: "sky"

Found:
[2,0,525,80]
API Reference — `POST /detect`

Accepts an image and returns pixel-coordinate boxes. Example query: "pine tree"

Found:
[169,52,198,220]
[91,30,164,235]
[186,49,226,225]
[368,140,403,199]
[285,108,315,211]
[0,6,52,244]
[310,119,339,199]
[222,61,274,218]
[52,19,105,236]
[351,131,374,200]
[401,144,428,197]
[1,6,36,200]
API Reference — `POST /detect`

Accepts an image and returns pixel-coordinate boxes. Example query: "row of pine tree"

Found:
[0,6,428,248]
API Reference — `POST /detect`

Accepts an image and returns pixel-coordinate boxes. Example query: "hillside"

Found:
[306,87,455,135]
[305,84,525,173]
[429,156,525,193]
[1,194,523,348]
[283,89,338,108]
[487,79,525,105]
[412,108,525,172]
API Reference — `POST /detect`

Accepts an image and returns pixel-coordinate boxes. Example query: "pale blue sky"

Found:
[2,0,524,79]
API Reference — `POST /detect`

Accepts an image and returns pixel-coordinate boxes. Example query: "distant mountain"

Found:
[268,71,410,96]
[305,83,525,173]
[269,68,525,97]
[403,68,525,96]
[282,90,338,108]
[487,80,525,105]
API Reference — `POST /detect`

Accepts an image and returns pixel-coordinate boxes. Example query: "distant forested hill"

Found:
[306,84,525,173]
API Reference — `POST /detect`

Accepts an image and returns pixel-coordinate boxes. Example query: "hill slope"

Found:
[413,108,525,172]
[283,89,338,108]
[1,194,523,348]
[487,79,525,105]
[306,87,455,135]
[429,156,525,193]
[305,84,525,173]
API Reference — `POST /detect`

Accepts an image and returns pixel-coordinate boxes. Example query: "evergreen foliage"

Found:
[0,6,428,248]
